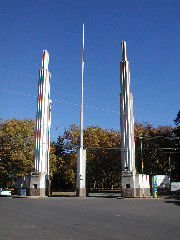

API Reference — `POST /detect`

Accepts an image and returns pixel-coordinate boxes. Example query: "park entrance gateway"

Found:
[15,35,150,198]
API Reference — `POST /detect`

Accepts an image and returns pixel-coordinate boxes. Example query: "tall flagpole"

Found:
[80,23,84,149]
[76,24,86,197]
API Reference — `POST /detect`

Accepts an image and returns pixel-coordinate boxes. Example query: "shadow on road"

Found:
[50,194,121,198]
[50,192,76,198]
[88,194,121,199]
[50,191,122,198]
[165,200,180,206]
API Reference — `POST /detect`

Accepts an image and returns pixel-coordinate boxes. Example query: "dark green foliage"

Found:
[174,110,180,126]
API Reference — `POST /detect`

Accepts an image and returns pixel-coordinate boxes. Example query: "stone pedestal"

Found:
[76,148,86,197]
[122,173,150,198]
[28,172,49,196]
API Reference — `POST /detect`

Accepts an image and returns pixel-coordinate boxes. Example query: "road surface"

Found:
[0,196,179,240]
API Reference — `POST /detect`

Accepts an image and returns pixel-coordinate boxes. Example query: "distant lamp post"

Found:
[168,155,171,174]
[138,135,165,175]
[139,135,144,197]
[139,135,144,175]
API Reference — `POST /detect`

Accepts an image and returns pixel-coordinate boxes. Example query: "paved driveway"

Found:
[0,197,179,240]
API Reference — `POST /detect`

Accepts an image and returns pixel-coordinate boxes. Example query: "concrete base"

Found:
[122,174,150,198]
[29,188,47,196]
[76,188,86,197]
[122,188,150,198]
[122,188,136,198]
[136,188,150,197]
[29,172,49,196]
[76,148,86,197]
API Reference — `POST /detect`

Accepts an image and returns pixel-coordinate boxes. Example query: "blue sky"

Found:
[0,0,179,141]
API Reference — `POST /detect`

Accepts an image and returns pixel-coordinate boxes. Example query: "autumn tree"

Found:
[84,126,121,190]
[172,110,180,181]
[0,118,57,186]
[135,122,176,177]
[49,142,58,179]
[53,123,179,191]
[0,118,35,181]
[53,124,122,191]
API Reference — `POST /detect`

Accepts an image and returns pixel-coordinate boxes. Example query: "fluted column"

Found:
[120,41,135,173]
[34,50,51,177]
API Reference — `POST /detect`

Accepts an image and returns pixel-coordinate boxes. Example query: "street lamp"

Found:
[138,135,163,197]
[139,135,144,197]
[138,135,144,175]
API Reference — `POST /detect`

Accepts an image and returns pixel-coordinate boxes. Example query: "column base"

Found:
[76,188,86,197]
[122,188,136,198]
[136,188,151,197]
[122,188,151,198]
[28,172,49,197]
[29,188,47,196]
[121,174,151,198]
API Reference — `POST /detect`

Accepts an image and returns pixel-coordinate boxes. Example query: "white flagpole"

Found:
[80,23,84,149]
[76,24,86,197]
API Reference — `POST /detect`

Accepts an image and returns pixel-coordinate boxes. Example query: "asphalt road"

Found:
[0,196,180,240]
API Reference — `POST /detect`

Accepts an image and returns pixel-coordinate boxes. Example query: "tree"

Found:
[172,110,180,181]
[174,110,180,138]
[134,122,174,176]
[84,127,121,190]
[51,135,77,190]
[174,110,180,126]
[54,136,66,157]
[53,123,178,191]
[0,118,35,181]
[0,118,57,186]
[53,124,122,191]
[49,142,58,179]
